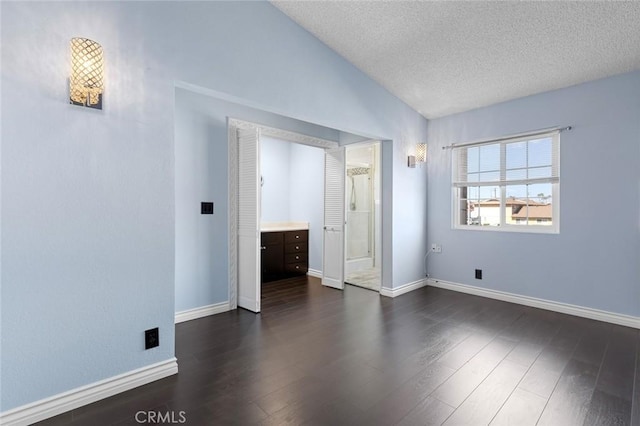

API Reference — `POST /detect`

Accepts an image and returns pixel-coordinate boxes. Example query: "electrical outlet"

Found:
[475,269,483,280]
[201,202,214,215]
[435,245,442,253]
[145,328,159,349]
[431,243,437,251]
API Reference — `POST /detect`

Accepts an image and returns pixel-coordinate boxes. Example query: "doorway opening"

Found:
[230,119,341,313]
[344,142,381,292]
[229,118,384,313]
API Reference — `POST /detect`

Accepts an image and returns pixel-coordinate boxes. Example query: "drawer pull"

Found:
[261,246,266,250]
[295,246,299,250]
[295,265,300,269]
[295,255,299,260]
[295,235,300,239]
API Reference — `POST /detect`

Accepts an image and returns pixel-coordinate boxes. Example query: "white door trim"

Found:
[228,120,239,309]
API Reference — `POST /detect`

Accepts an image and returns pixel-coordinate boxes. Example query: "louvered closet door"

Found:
[237,126,261,312]
[322,147,345,290]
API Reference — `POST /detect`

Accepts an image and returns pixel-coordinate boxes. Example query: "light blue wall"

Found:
[260,137,292,222]
[1,1,428,411]
[289,143,325,272]
[174,94,230,312]
[427,71,640,317]
[2,2,176,412]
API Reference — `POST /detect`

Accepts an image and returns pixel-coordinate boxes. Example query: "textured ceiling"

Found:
[272,1,640,118]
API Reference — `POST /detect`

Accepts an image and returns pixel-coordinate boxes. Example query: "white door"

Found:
[237,126,261,312]
[322,147,346,289]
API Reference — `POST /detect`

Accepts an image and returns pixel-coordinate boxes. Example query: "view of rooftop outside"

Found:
[462,193,553,226]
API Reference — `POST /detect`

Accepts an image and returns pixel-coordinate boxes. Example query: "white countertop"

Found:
[261,221,309,232]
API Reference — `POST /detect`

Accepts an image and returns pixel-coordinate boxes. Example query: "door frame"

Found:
[227,118,339,309]
[344,140,382,291]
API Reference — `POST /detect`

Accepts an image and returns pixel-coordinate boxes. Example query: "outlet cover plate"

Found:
[145,328,159,349]
[201,202,214,215]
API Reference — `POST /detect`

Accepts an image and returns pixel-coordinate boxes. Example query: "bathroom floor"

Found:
[345,267,381,291]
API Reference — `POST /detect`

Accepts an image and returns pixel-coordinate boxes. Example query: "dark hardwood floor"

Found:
[37,276,640,425]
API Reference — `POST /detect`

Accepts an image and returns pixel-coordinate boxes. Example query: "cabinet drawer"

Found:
[285,253,307,264]
[285,242,307,254]
[284,230,308,244]
[261,232,283,245]
[285,262,308,274]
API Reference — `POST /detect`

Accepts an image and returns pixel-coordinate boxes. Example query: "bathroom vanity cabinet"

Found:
[261,229,308,283]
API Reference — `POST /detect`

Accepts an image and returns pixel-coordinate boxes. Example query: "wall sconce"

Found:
[416,143,427,164]
[69,37,104,109]
[408,143,427,168]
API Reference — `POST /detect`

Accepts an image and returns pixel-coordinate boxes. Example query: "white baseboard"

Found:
[307,269,322,279]
[380,278,428,298]
[0,358,178,426]
[175,301,230,324]
[428,278,640,329]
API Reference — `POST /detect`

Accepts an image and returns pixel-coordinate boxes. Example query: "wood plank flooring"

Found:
[37,276,640,425]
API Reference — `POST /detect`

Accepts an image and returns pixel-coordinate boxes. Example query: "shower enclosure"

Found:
[345,143,380,291]
[346,166,373,264]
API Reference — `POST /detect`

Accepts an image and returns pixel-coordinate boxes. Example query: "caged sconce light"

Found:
[416,143,427,164]
[69,37,104,109]
[408,143,427,168]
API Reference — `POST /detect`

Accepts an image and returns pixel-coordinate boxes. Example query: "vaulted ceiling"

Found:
[272,1,640,118]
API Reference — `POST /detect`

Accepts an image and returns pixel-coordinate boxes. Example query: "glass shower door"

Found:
[346,167,372,261]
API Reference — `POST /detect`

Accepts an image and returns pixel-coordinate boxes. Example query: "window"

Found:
[452,130,559,233]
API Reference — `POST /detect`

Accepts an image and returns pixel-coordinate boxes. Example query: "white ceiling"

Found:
[272,1,640,118]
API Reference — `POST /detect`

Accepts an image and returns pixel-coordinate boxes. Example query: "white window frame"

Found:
[451,131,560,234]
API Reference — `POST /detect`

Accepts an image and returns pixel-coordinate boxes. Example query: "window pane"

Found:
[528,166,552,179]
[467,147,479,173]
[458,186,472,226]
[468,186,480,226]
[505,183,553,226]
[506,185,526,225]
[478,171,500,183]
[458,187,478,225]
[459,186,487,226]
[506,141,526,170]
[468,201,481,225]
[476,185,500,226]
[528,138,552,167]
[467,186,479,199]
[506,185,527,200]
[479,185,499,199]
[538,197,553,226]
[521,198,553,226]
[479,144,500,172]
[506,168,527,181]
[528,183,552,203]
[460,197,471,225]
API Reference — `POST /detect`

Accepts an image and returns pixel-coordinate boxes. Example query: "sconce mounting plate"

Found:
[70,95,103,110]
